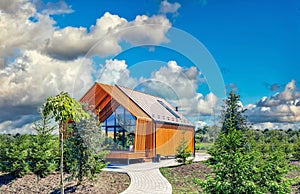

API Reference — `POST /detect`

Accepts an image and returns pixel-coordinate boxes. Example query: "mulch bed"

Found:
[161,161,300,194]
[0,171,130,194]
[160,162,211,194]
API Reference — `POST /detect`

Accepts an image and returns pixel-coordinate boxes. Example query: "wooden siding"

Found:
[134,117,152,153]
[155,125,194,156]
[80,82,195,160]
[98,83,150,119]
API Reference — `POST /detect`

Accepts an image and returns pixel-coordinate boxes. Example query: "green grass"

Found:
[195,142,213,153]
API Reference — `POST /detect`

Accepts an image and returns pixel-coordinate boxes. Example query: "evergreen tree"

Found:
[65,111,108,185]
[175,133,192,165]
[29,112,58,182]
[0,134,31,177]
[196,91,294,193]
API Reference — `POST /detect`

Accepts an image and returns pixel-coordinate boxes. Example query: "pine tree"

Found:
[29,111,58,182]
[196,91,295,193]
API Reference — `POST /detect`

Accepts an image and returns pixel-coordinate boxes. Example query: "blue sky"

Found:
[0,0,300,133]
[53,0,300,103]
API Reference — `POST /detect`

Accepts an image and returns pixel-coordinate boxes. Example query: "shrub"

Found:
[0,134,31,177]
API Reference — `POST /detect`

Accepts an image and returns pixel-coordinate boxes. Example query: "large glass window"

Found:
[102,105,136,151]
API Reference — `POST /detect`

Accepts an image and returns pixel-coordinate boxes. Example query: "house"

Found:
[80,82,195,164]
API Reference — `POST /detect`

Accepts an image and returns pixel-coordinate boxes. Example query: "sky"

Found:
[1,0,300,133]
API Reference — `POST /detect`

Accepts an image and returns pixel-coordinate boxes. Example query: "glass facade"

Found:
[102,105,136,151]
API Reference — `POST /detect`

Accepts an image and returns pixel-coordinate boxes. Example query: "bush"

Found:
[293,137,300,160]
[0,134,31,177]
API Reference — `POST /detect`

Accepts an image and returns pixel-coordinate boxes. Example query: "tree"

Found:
[196,92,294,193]
[221,92,247,134]
[175,132,192,165]
[29,111,58,182]
[0,134,31,177]
[42,92,89,193]
[65,111,108,185]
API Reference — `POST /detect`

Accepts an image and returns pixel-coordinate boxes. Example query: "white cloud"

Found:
[0,50,94,129]
[95,60,219,117]
[247,80,300,126]
[252,122,300,130]
[145,61,218,116]
[96,59,137,88]
[41,0,73,15]
[45,12,171,60]
[0,0,172,133]
[121,15,171,45]
[1,1,171,62]
[159,0,181,15]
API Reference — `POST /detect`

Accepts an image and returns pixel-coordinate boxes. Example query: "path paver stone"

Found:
[103,153,210,194]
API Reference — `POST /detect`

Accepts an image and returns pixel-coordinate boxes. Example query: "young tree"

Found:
[196,92,294,193]
[42,92,89,193]
[65,111,108,185]
[175,132,192,165]
[29,111,58,182]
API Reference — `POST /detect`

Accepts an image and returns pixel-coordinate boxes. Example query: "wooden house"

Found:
[80,82,195,164]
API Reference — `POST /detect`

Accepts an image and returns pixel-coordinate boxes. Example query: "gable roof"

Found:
[117,85,194,127]
[80,83,150,120]
[81,82,194,127]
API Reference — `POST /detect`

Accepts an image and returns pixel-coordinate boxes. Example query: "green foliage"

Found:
[65,111,108,185]
[175,134,192,165]
[196,92,295,193]
[195,125,220,144]
[294,136,300,160]
[221,92,247,134]
[29,112,58,182]
[0,134,31,177]
[42,92,89,193]
[42,92,89,124]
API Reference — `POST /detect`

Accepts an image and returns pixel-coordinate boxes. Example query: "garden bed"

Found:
[0,171,130,194]
[160,161,300,194]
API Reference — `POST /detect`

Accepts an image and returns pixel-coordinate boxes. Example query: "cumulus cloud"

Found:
[45,12,171,60]
[0,0,172,133]
[1,0,171,62]
[97,60,219,117]
[159,0,181,15]
[0,50,94,123]
[247,80,300,125]
[96,59,138,88]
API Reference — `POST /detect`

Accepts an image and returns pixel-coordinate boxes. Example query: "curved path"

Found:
[103,153,210,194]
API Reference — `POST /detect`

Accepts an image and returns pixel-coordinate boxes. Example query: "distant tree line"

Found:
[196,125,300,160]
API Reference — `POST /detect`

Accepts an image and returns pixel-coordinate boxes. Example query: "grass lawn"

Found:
[195,142,213,153]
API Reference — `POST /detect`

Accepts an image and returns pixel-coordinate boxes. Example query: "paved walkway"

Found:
[103,153,210,194]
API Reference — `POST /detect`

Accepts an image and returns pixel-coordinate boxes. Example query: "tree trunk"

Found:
[60,126,64,194]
